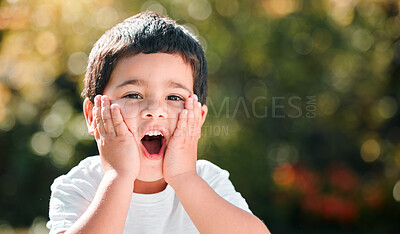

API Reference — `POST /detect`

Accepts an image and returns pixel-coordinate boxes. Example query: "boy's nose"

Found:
[140,100,168,119]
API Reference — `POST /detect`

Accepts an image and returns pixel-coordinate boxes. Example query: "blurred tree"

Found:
[0,0,399,233]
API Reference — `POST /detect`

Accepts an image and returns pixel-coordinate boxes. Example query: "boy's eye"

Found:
[123,93,143,99]
[166,95,184,101]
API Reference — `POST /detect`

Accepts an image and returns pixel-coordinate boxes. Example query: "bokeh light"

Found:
[393,180,400,202]
[0,109,15,131]
[30,131,52,156]
[215,0,239,17]
[327,0,355,26]
[361,139,381,163]
[35,31,58,56]
[188,0,212,21]
[312,29,332,52]
[262,0,301,18]
[317,91,340,116]
[0,84,11,122]
[30,4,56,28]
[273,163,296,187]
[15,99,38,124]
[67,52,88,75]
[376,96,398,119]
[29,216,48,234]
[42,113,64,138]
[96,6,120,29]
[351,29,374,52]
[140,0,167,15]
[50,137,74,167]
[292,32,313,55]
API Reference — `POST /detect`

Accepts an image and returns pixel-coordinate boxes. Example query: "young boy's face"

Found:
[93,53,201,181]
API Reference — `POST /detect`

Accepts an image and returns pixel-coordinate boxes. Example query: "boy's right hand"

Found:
[93,95,140,180]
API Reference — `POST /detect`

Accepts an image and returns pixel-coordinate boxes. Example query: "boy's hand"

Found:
[93,95,140,179]
[163,94,203,185]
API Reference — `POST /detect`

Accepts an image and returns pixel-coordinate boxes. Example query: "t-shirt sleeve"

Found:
[47,157,102,234]
[197,160,253,214]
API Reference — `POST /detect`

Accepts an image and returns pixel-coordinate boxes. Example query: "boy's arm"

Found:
[63,96,139,234]
[164,95,270,234]
[169,173,270,234]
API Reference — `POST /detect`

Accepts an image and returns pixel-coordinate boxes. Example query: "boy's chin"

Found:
[136,156,164,182]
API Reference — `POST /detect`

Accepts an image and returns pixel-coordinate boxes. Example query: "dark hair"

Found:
[82,11,208,104]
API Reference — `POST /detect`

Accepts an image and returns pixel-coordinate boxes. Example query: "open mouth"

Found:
[140,130,166,160]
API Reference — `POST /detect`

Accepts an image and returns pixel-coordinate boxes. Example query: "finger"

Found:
[94,125,100,141]
[93,99,100,141]
[193,97,202,137]
[94,95,101,125]
[187,96,196,137]
[101,96,115,136]
[111,104,128,136]
[193,94,201,121]
[95,95,106,136]
[185,95,193,110]
[191,94,200,136]
[174,109,188,138]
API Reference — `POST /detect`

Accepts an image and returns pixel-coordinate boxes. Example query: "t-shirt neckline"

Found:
[131,184,174,204]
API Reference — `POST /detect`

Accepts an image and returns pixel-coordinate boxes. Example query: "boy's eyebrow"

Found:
[168,81,192,95]
[116,79,146,88]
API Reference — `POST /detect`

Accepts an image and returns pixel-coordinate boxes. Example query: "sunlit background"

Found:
[1,0,400,233]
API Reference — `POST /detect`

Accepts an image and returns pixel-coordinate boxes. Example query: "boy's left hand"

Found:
[163,94,204,185]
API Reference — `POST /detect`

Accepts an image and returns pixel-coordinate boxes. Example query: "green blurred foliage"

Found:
[1,0,400,233]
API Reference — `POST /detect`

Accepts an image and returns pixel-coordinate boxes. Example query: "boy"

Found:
[47,11,270,234]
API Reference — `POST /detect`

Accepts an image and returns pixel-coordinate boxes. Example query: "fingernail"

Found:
[189,98,193,103]
[193,94,198,101]
[183,109,188,115]
[198,102,201,107]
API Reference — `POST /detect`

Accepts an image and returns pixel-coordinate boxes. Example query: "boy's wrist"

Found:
[166,172,199,189]
[104,169,137,185]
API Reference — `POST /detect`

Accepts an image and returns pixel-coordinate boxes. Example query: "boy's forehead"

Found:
[113,78,192,95]
[106,53,194,92]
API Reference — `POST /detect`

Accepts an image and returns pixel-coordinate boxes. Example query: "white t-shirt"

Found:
[47,156,252,234]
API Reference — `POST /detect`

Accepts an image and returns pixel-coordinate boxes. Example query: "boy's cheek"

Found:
[124,118,140,136]
[168,112,181,137]
[114,100,141,120]
[108,100,140,134]
[167,104,184,119]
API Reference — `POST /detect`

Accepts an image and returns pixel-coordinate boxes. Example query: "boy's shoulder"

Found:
[50,156,103,202]
[51,156,103,190]
[65,155,103,178]
[196,159,230,184]
[196,159,226,175]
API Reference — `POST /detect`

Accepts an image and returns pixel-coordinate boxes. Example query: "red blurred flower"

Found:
[320,195,358,223]
[328,164,360,192]
[293,166,321,195]
[273,163,296,187]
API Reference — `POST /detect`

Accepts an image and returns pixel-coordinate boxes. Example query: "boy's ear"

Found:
[200,104,208,127]
[83,98,95,135]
